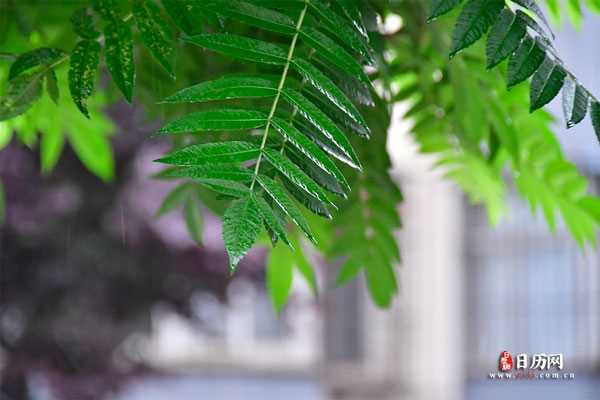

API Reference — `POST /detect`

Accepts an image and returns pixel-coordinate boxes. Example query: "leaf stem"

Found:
[250,1,308,191]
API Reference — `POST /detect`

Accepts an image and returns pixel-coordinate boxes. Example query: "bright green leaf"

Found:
[266,242,294,313]
[157,141,260,165]
[185,33,288,65]
[158,109,267,134]
[162,75,279,103]
[223,196,263,272]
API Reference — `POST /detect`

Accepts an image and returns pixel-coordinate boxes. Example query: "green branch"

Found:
[250,2,308,190]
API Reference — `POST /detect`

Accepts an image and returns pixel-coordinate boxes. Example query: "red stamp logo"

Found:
[499,351,513,371]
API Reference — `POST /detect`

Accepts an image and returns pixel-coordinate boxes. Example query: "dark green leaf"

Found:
[449,0,505,58]
[254,194,291,246]
[162,0,199,34]
[0,72,43,121]
[159,165,254,182]
[299,27,370,84]
[591,101,600,145]
[162,75,278,103]
[336,0,369,38]
[223,196,263,272]
[256,174,316,243]
[68,40,101,118]
[9,48,67,80]
[511,0,553,38]
[262,147,333,207]
[266,242,294,312]
[486,8,527,69]
[133,0,175,78]
[271,117,349,192]
[286,147,346,197]
[282,177,332,219]
[157,141,260,165]
[281,88,361,169]
[203,180,249,197]
[562,77,588,128]
[71,7,100,39]
[292,58,369,136]
[205,0,296,35]
[428,0,462,21]
[530,56,566,112]
[104,21,135,102]
[507,36,545,88]
[45,70,59,104]
[308,0,374,65]
[91,0,120,20]
[158,109,268,134]
[516,9,550,40]
[185,33,288,65]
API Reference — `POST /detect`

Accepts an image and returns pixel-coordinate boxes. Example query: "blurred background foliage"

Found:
[2,0,600,398]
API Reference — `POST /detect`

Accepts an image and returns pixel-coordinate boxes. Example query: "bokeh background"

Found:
[2,3,600,400]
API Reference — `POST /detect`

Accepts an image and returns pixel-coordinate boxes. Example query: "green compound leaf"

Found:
[292,58,369,136]
[162,75,279,103]
[157,141,260,166]
[307,0,375,65]
[185,33,288,65]
[223,196,263,272]
[0,72,43,121]
[104,21,135,102]
[254,194,292,247]
[507,36,545,88]
[262,147,333,207]
[299,26,370,84]
[511,0,553,37]
[133,0,176,78]
[428,0,463,21]
[529,56,566,112]
[256,174,316,244]
[562,77,588,128]
[282,88,361,169]
[205,0,296,35]
[68,40,101,118]
[159,165,254,182]
[271,117,349,192]
[71,7,100,39]
[486,8,526,69]
[9,48,67,81]
[157,109,267,134]
[449,0,504,58]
